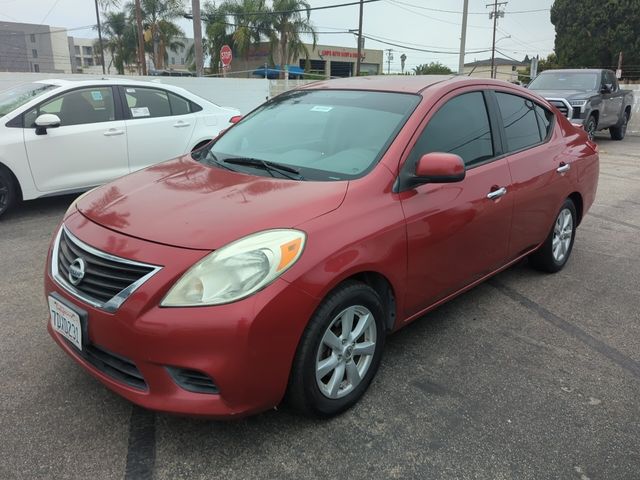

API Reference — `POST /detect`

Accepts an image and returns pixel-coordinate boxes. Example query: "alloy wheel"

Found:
[315,305,377,399]
[552,208,573,263]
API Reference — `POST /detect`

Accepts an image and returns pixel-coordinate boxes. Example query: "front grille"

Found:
[52,226,161,312]
[82,342,147,390]
[572,107,582,119]
[167,367,219,394]
[548,99,569,118]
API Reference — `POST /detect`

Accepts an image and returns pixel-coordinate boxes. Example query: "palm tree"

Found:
[268,0,317,79]
[101,11,137,74]
[201,2,233,74]
[131,0,185,70]
[225,0,270,74]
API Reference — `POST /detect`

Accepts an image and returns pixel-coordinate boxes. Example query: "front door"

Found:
[23,86,128,192]
[399,90,513,317]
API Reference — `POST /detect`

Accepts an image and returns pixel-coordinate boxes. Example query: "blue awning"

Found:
[252,65,305,79]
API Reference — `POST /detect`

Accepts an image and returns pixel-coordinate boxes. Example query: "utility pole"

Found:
[385,49,393,75]
[458,0,469,75]
[135,0,147,75]
[93,0,106,74]
[616,51,623,79]
[192,0,204,76]
[355,0,364,76]
[487,1,507,79]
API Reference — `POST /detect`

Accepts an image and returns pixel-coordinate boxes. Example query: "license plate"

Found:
[49,296,83,351]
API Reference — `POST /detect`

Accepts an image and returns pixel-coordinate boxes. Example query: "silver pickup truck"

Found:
[528,68,633,140]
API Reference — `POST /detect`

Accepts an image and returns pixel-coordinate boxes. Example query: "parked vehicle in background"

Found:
[0,78,240,217]
[528,69,633,140]
[45,76,599,419]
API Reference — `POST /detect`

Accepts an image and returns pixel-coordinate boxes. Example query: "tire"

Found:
[0,167,18,218]
[610,111,629,141]
[529,199,577,273]
[585,115,597,140]
[287,281,386,417]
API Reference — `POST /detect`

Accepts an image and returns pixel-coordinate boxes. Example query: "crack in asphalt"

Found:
[124,407,156,480]
[489,279,640,380]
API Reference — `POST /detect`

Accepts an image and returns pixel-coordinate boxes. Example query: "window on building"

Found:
[74,46,80,54]
[83,46,92,56]
[409,91,494,168]
[32,49,38,58]
[84,57,94,67]
[495,92,543,152]
[30,33,36,42]
[33,64,40,72]
[180,57,184,64]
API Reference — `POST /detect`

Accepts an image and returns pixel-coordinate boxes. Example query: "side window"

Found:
[168,92,191,115]
[534,104,553,139]
[124,87,171,119]
[495,92,542,152]
[409,91,494,168]
[24,87,115,127]
[606,71,617,91]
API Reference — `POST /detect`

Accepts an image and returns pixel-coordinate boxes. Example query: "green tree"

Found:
[412,62,452,75]
[226,0,271,74]
[551,0,640,73]
[201,2,234,74]
[100,11,137,74]
[268,0,317,78]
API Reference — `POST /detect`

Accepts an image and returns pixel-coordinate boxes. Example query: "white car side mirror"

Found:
[35,113,61,135]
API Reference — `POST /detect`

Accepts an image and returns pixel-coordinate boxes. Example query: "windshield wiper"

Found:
[201,150,240,172]
[223,157,304,180]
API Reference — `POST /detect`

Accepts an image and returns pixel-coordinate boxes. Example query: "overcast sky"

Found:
[0,0,556,72]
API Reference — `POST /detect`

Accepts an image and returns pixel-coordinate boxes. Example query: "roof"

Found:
[464,57,528,67]
[299,75,456,93]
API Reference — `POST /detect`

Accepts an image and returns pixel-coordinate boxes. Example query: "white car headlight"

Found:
[161,229,306,307]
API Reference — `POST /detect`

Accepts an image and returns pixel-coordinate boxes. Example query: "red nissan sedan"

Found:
[45,76,599,418]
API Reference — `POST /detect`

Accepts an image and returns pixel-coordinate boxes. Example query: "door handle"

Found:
[487,187,507,200]
[103,129,124,136]
[557,163,570,173]
[173,121,191,128]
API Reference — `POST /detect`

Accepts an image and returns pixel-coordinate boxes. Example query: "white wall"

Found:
[0,72,269,114]
[626,85,640,135]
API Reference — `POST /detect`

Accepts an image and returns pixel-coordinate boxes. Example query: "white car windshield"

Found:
[0,82,57,118]
[202,89,421,181]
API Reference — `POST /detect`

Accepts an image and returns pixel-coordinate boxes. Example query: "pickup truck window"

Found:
[529,72,599,91]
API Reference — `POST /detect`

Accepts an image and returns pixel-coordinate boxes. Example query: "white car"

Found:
[0,78,241,217]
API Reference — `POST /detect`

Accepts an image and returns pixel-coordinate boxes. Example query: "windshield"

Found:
[200,89,421,181]
[0,82,57,118]
[528,72,599,91]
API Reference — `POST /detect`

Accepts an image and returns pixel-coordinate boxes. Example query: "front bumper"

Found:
[45,213,319,418]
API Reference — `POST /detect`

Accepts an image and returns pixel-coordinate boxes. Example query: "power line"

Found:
[363,33,492,55]
[187,0,382,19]
[384,0,492,29]
[386,0,549,15]
[40,0,64,24]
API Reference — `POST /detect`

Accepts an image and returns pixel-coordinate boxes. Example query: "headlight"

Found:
[569,100,588,107]
[64,187,97,217]
[161,229,306,307]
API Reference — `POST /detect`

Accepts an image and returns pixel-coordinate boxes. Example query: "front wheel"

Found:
[529,199,577,273]
[0,167,18,218]
[585,115,597,140]
[287,281,386,417]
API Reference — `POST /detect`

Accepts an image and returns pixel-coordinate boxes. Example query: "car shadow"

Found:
[0,194,76,224]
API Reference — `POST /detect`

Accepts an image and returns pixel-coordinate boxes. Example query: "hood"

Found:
[77,156,348,250]
[530,89,596,101]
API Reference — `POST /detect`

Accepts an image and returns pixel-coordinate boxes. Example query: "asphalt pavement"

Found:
[1,136,639,480]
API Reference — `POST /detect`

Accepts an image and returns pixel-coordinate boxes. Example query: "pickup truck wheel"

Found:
[529,199,577,273]
[610,112,629,141]
[585,115,597,140]
[0,167,18,218]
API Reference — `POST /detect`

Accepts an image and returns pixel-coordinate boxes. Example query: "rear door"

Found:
[492,90,572,258]
[23,86,128,192]
[118,86,197,172]
[399,89,514,317]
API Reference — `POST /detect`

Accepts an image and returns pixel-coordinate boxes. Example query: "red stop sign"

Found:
[220,45,233,67]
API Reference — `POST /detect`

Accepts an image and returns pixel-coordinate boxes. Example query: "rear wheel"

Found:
[0,167,18,218]
[529,199,577,273]
[610,111,629,140]
[287,281,386,417]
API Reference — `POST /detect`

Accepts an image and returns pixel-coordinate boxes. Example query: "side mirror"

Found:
[415,152,465,183]
[601,84,613,94]
[35,113,61,135]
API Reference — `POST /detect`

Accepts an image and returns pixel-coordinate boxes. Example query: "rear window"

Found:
[495,92,543,152]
